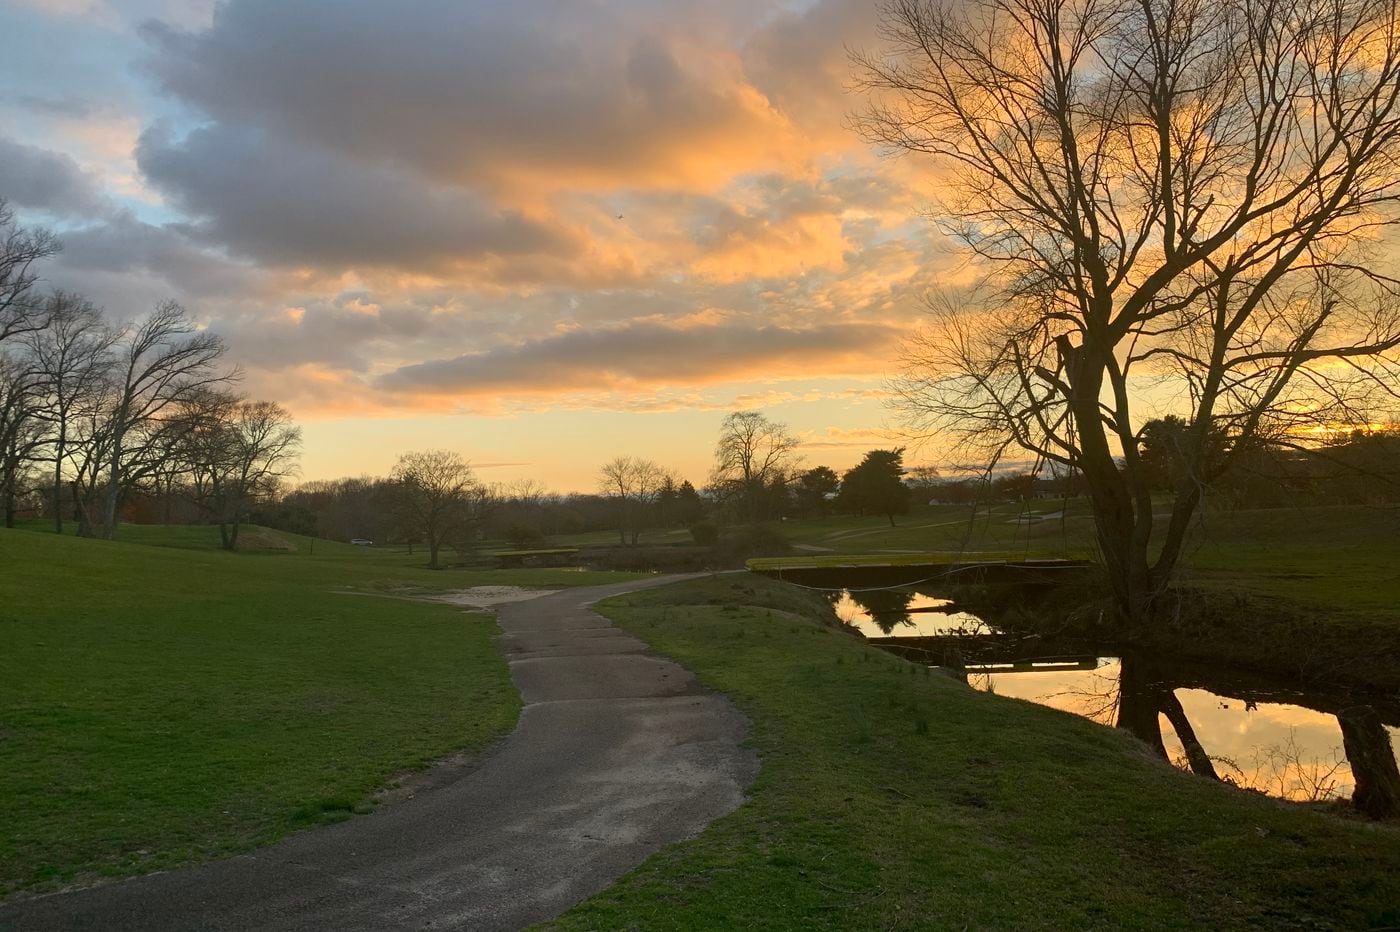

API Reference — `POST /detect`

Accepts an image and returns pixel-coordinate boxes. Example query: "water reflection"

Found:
[834,588,1400,805]
[834,589,990,637]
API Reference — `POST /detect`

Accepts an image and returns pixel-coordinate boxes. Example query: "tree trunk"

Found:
[1116,654,1168,756]
[74,480,94,537]
[1,446,20,528]
[1161,690,1219,780]
[99,423,126,540]
[428,540,441,569]
[52,426,65,535]
[1338,705,1400,819]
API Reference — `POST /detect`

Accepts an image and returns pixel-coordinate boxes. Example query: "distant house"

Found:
[1031,477,1081,500]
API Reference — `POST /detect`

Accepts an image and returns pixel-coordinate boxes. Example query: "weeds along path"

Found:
[0,574,757,932]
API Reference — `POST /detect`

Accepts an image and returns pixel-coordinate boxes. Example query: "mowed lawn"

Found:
[0,525,634,898]
[555,576,1400,930]
[728,501,1400,623]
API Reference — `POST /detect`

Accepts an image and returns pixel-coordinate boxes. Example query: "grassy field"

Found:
[0,523,638,898]
[704,501,1400,622]
[554,575,1400,930]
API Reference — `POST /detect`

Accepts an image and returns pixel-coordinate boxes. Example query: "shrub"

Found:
[506,522,548,549]
[712,524,791,566]
[689,520,720,546]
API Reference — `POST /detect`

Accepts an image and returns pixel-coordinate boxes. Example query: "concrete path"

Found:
[1,575,757,931]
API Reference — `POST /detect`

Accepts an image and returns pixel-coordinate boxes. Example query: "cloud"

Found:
[4,93,100,119]
[52,212,260,298]
[139,0,801,195]
[5,0,956,436]
[742,0,883,141]
[378,318,902,398]
[135,123,582,276]
[799,425,902,449]
[0,135,112,218]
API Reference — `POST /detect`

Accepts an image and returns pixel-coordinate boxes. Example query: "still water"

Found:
[834,589,1400,802]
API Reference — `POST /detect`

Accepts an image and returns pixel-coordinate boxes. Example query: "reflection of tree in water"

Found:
[1108,654,1398,813]
[1037,669,1121,726]
[829,584,1400,816]
[845,589,916,634]
[1202,732,1348,803]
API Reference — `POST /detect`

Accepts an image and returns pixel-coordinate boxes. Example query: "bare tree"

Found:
[185,396,302,550]
[858,0,1400,633]
[88,301,230,538]
[392,450,479,568]
[710,411,801,521]
[0,353,45,526]
[0,200,60,346]
[598,455,667,544]
[25,292,117,533]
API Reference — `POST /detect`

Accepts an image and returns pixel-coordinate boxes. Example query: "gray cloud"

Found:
[5,93,100,118]
[0,135,112,218]
[135,122,578,274]
[377,318,902,396]
[741,0,882,133]
[27,211,281,327]
[138,0,790,191]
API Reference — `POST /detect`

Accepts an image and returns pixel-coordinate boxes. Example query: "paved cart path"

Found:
[1,574,757,931]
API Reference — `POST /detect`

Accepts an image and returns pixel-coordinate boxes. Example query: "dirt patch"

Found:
[374,745,500,805]
[426,586,559,609]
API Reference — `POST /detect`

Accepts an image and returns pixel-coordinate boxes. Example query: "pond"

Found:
[831,587,1400,803]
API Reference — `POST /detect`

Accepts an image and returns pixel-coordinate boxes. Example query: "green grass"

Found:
[745,502,1400,624]
[0,523,639,898]
[552,575,1400,930]
[551,527,694,547]
[746,551,1085,571]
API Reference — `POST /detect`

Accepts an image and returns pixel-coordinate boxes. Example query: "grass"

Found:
[0,522,640,898]
[728,501,1400,625]
[551,575,1400,930]
[746,551,1086,571]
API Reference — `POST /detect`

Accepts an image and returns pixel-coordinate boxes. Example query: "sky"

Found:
[0,0,972,491]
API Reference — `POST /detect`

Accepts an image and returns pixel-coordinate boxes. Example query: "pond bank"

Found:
[551,575,1400,930]
[951,579,1400,694]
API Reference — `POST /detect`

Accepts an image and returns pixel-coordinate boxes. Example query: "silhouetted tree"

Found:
[392,450,479,568]
[794,466,840,516]
[24,292,116,533]
[839,448,911,526]
[0,200,60,346]
[185,396,302,550]
[863,0,1400,651]
[711,410,801,522]
[598,455,667,545]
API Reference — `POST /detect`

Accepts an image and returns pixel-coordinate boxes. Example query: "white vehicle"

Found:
[350,538,373,546]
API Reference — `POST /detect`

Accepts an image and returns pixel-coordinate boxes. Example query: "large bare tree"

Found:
[24,292,117,533]
[710,411,802,521]
[392,449,479,568]
[89,301,230,538]
[0,200,60,346]
[0,353,45,526]
[598,455,668,545]
[857,0,1400,627]
[185,395,302,550]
